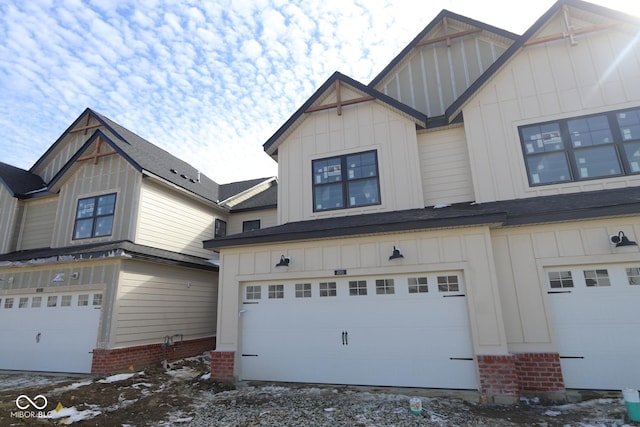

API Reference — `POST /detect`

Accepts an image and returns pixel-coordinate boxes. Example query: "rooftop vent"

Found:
[170,168,178,174]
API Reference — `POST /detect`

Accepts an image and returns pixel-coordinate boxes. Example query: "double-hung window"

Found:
[519,107,640,186]
[73,193,117,239]
[312,150,380,212]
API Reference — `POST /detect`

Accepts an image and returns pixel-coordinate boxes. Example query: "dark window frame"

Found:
[214,218,227,238]
[73,193,117,240]
[242,219,261,232]
[312,150,381,212]
[519,107,640,186]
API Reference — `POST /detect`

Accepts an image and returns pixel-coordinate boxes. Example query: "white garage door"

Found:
[0,292,103,373]
[239,273,477,389]
[547,265,640,389]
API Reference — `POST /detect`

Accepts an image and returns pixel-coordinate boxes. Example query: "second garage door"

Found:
[239,272,477,389]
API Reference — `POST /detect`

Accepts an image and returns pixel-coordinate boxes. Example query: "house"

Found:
[0,108,274,375]
[204,0,640,402]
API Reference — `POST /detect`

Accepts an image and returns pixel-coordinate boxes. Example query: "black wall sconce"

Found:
[609,231,638,247]
[389,246,404,260]
[275,255,291,267]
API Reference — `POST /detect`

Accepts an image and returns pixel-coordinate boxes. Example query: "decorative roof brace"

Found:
[304,80,375,116]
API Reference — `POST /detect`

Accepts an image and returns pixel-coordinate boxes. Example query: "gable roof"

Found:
[445,0,640,121]
[218,177,273,202]
[229,182,278,212]
[32,108,221,203]
[0,161,47,198]
[263,72,427,158]
[369,9,519,89]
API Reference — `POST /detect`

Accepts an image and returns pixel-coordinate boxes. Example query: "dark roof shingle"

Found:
[0,161,47,198]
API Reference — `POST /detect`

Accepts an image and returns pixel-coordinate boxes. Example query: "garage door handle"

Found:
[36,332,41,343]
[341,331,349,346]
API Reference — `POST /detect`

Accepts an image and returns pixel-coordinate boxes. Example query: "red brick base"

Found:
[210,350,235,382]
[477,354,520,402]
[514,352,564,393]
[91,336,216,375]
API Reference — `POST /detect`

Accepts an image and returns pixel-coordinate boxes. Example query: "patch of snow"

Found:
[46,406,101,424]
[0,373,79,391]
[433,204,451,209]
[52,380,94,393]
[200,373,211,380]
[98,373,135,383]
[166,366,199,380]
[544,410,561,416]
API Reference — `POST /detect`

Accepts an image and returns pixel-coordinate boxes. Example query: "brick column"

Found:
[514,352,565,394]
[211,350,235,382]
[476,354,520,403]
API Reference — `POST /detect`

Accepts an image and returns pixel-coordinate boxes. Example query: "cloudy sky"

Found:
[1,0,638,184]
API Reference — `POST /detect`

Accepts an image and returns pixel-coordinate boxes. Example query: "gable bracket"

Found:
[524,5,623,47]
[304,81,375,115]
[416,17,482,48]
[69,123,103,134]
[76,136,118,165]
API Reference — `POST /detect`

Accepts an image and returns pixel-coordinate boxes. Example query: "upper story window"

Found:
[312,150,380,212]
[519,107,640,186]
[73,193,116,240]
[214,219,227,238]
[243,220,261,232]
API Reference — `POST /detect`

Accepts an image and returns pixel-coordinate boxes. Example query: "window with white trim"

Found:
[78,294,89,306]
[73,193,117,239]
[312,150,380,211]
[32,296,42,308]
[319,282,337,297]
[583,269,610,287]
[295,283,312,298]
[4,298,13,309]
[548,271,574,289]
[19,297,29,308]
[408,277,429,293]
[61,295,72,307]
[349,280,367,296]
[375,279,395,295]
[47,296,58,307]
[268,284,284,299]
[519,107,640,186]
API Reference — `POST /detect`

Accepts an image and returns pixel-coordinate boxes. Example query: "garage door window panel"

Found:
[548,271,574,289]
[18,297,28,308]
[93,294,103,306]
[375,279,395,295]
[319,282,337,297]
[437,276,460,292]
[32,296,42,308]
[4,298,13,309]
[268,284,284,299]
[349,280,367,296]
[626,267,640,285]
[408,277,429,293]
[583,269,610,287]
[47,296,57,307]
[61,295,72,307]
[295,283,311,298]
[78,294,89,306]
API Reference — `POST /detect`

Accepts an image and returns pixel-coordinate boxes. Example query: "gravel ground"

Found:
[187,383,636,427]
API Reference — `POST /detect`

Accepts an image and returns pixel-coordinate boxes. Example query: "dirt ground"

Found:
[0,356,636,426]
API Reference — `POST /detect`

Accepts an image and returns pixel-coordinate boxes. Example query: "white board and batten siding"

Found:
[136,179,217,259]
[277,90,425,224]
[463,13,640,203]
[376,27,511,118]
[112,261,217,348]
[52,154,141,248]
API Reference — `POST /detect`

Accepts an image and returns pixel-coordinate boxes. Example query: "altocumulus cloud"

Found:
[0,0,637,183]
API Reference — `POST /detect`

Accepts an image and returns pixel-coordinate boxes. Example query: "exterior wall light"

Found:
[275,255,290,267]
[389,246,404,260]
[610,231,638,247]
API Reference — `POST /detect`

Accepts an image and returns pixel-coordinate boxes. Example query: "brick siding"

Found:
[210,350,235,382]
[91,336,215,375]
[514,352,565,393]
